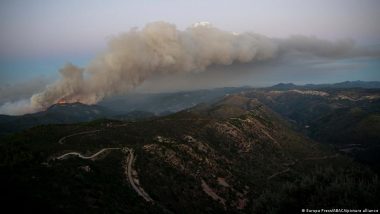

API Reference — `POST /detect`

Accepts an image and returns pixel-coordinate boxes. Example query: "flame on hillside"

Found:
[56,98,83,105]
[57,99,67,104]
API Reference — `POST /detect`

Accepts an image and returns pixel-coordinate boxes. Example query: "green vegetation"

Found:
[1,90,380,213]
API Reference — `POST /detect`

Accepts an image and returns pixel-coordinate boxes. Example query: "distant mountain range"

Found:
[0,87,249,136]
[1,81,380,213]
[1,82,379,137]
[98,87,249,114]
[270,80,380,90]
[0,102,155,136]
[1,88,379,213]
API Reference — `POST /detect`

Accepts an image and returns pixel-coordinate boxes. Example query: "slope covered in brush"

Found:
[1,95,379,213]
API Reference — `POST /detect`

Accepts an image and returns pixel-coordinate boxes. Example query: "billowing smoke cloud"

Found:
[0,99,37,116]
[1,21,378,115]
[30,21,278,110]
[0,76,51,103]
[277,35,355,58]
[0,77,51,115]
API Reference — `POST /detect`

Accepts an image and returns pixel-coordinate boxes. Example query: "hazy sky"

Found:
[0,0,380,87]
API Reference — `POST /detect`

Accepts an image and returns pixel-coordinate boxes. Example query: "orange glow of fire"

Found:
[57,99,67,104]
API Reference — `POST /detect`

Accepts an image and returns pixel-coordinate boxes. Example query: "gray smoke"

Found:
[0,77,51,115]
[1,21,377,115]
[30,21,278,110]
[0,76,50,103]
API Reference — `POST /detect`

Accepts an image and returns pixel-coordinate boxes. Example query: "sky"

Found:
[0,0,380,93]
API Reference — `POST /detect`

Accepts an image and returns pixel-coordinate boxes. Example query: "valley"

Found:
[1,83,380,213]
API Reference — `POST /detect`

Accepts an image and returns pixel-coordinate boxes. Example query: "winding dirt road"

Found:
[54,126,155,204]
[58,130,101,144]
[125,149,154,203]
[267,154,339,180]
[54,146,154,203]
[55,148,120,160]
[267,168,291,180]
[303,154,339,161]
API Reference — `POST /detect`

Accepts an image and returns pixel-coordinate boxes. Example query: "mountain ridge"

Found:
[271,80,380,90]
[1,93,379,213]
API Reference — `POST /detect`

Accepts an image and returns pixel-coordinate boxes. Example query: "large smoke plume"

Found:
[30,21,278,110]
[1,21,378,115]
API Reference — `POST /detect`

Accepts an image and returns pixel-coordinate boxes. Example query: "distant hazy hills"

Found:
[1,90,379,213]
[271,80,380,90]
[0,102,110,136]
[0,87,248,136]
[1,82,379,138]
[0,81,379,213]
[245,87,380,170]
[0,102,157,136]
[98,87,249,114]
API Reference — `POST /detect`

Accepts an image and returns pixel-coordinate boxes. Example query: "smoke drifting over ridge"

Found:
[1,21,378,115]
[31,21,278,110]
